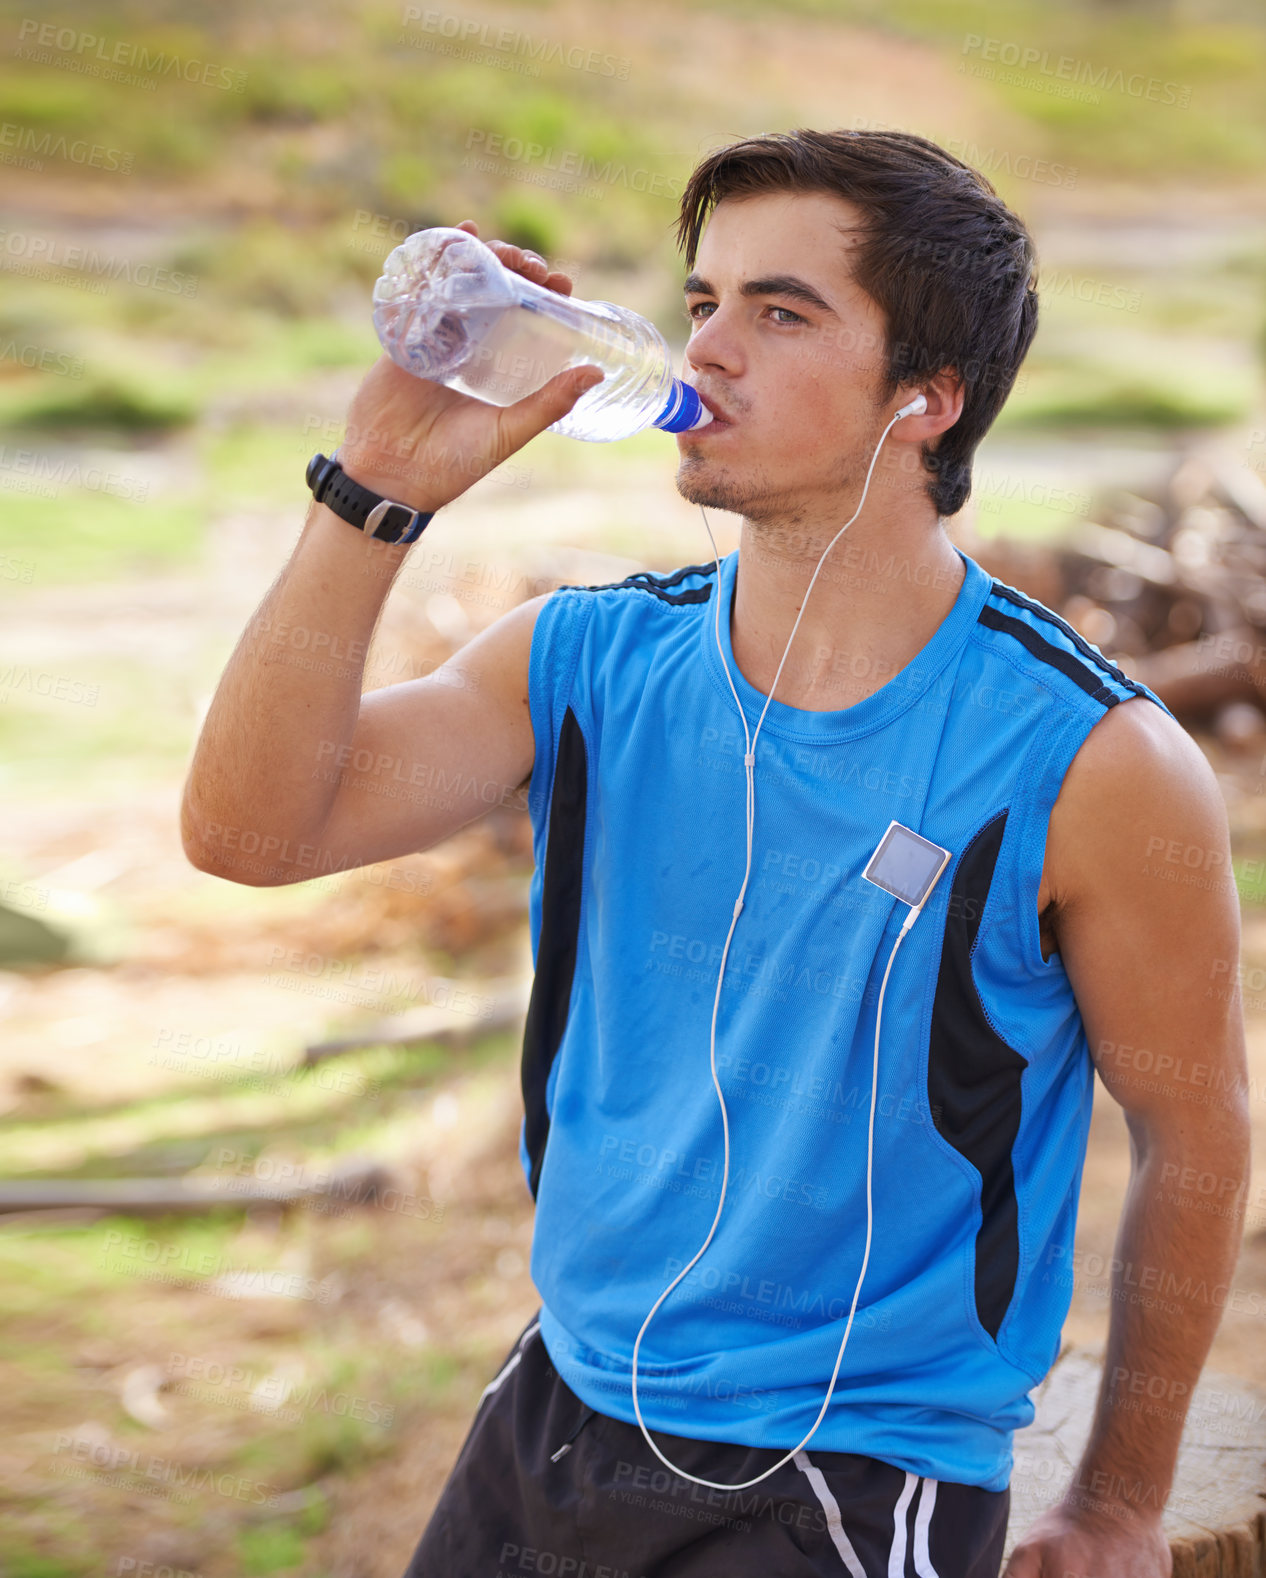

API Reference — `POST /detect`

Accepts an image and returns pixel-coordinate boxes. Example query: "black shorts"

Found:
[402,1308,1010,1578]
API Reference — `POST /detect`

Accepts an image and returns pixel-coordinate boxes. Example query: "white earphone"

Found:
[629,393,931,1490]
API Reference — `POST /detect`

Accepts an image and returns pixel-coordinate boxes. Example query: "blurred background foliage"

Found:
[2,1,1265,1572]
[0,0,1263,440]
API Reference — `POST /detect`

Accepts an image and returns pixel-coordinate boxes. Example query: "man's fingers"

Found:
[484,237,550,283]
[458,227,570,294]
[496,365,604,452]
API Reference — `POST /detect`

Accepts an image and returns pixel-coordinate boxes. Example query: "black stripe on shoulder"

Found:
[986,579,1153,701]
[576,560,717,605]
[977,604,1119,709]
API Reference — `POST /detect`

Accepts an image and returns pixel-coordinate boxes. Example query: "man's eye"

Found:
[684,302,804,325]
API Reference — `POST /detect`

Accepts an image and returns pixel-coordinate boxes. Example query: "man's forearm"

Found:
[181,500,413,879]
[1063,1112,1250,1527]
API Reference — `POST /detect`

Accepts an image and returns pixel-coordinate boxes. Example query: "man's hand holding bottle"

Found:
[337,220,604,514]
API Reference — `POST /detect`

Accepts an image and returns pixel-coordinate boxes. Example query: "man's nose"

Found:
[685,309,741,372]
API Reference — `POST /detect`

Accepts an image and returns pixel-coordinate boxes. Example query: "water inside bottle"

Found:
[444,293,638,409]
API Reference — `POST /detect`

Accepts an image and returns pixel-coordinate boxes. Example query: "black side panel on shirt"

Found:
[522,705,589,1200]
[928,808,1030,1339]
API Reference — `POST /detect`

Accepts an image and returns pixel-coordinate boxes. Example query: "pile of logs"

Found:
[964,447,1266,749]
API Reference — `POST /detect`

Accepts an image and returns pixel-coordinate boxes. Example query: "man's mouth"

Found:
[695,391,735,427]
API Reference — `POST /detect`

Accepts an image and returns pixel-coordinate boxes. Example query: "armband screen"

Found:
[862,821,951,909]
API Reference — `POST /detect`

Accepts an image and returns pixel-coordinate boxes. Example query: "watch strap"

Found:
[306,452,435,545]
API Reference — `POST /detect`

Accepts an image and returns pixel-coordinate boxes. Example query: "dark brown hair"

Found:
[674,128,1039,517]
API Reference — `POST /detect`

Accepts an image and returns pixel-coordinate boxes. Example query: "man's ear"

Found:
[890,366,964,444]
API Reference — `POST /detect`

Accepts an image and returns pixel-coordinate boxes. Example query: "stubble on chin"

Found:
[673,451,858,531]
[675,455,792,522]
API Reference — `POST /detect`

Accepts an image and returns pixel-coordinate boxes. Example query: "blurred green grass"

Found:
[0,490,204,594]
[5,0,1263,197]
[702,0,1266,176]
[997,359,1258,431]
[2,1039,457,1178]
[0,0,1261,528]
[0,1030,524,1576]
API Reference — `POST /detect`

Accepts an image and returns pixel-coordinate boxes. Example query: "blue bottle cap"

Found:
[652,379,714,433]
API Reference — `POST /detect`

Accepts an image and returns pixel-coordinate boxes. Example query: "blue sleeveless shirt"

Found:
[517,544,1173,1491]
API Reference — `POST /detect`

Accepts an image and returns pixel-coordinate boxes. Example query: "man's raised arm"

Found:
[180,227,603,886]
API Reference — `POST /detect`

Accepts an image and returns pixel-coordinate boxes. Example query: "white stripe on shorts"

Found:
[478,1319,540,1403]
[889,1471,918,1577]
[912,1475,941,1576]
[792,1449,868,1578]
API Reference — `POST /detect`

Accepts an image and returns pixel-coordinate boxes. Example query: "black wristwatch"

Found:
[305,452,435,545]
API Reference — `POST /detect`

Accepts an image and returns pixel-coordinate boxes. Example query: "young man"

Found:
[182,130,1249,1578]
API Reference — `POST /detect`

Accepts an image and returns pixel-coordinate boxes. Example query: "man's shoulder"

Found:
[966,559,1170,719]
[1061,689,1214,822]
[556,558,719,608]
[1047,686,1224,912]
[960,557,1196,792]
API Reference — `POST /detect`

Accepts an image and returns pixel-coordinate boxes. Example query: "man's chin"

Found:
[674,458,748,513]
[674,461,787,520]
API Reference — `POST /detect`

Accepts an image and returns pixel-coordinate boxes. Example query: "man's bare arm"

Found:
[1004,697,1251,1577]
[307,586,550,876]
[181,223,604,885]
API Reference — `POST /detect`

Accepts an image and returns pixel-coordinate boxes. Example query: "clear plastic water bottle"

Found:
[371,226,713,442]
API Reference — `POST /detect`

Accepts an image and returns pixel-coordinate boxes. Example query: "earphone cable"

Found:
[629,406,916,1489]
